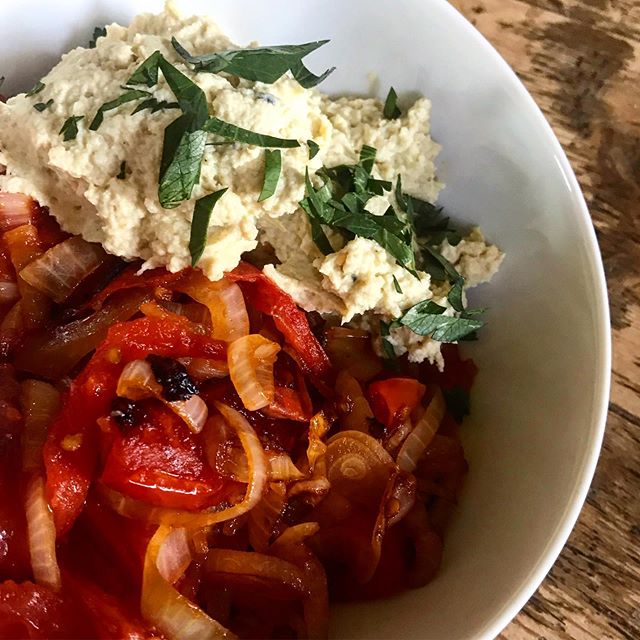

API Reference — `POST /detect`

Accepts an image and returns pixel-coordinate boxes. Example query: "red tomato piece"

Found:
[0,580,93,639]
[263,386,314,423]
[227,262,331,381]
[44,315,226,535]
[367,378,426,428]
[62,570,153,640]
[101,401,225,510]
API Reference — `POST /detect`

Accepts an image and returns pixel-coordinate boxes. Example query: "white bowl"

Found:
[0,1,611,638]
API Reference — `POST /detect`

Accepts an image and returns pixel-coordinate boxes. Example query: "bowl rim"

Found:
[438,2,612,638]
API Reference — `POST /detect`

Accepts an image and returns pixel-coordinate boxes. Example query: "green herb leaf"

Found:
[392,274,403,294]
[443,386,470,422]
[172,38,334,87]
[59,116,84,141]
[89,26,107,49]
[90,89,150,130]
[383,87,401,119]
[258,149,282,201]
[131,98,180,115]
[189,188,228,266]
[447,278,465,312]
[398,300,484,342]
[301,147,417,274]
[128,50,162,87]
[158,57,208,123]
[117,161,126,180]
[307,139,320,159]
[379,320,397,361]
[421,244,460,282]
[158,113,208,209]
[26,81,45,97]
[203,117,300,148]
[33,99,53,112]
[152,56,210,209]
[359,145,377,174]
[290,59,336,88]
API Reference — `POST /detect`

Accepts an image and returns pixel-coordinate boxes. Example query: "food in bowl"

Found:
[0,4,504,638]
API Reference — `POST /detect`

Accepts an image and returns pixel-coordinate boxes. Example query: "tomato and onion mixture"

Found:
[0,193,474,639]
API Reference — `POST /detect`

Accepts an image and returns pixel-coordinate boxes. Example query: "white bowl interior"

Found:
[0,1,610,638]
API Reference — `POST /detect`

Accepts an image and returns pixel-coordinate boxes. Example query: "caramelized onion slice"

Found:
[20,380,60,472]
[20,236,107,303]
[25,475,61,590]
[270,523,320,552]
[397,388,446,473]
[204,548,309,598]
[156,527,192,584]
[324,430,395,505]
[248,482,287,552]
[178,357,229,381]
[269,543,328,640]
[176,271,249,342]
[142,525,235,640]
[101,403,267,528]
[228,334,280,411]
[0,192,35,231]
[0,281,19,305]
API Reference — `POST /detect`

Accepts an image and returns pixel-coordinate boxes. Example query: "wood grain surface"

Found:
[448,1,640,638]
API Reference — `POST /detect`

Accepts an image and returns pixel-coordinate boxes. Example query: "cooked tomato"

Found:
[101,401,226,510]
[0,581,93,639]
[44,315,226,534]
[367,378,426,428]
[62,569,153,640]
[85,265,186,311]
[228,262,332,381]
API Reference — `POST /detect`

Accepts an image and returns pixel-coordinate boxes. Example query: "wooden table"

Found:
[448,1,640,638]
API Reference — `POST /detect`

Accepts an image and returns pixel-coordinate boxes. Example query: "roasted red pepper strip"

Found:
[100,402,225,510]
[228,262,331,381]
[44,315,226,535]
[368,378,426,428]
[85,265,186,311]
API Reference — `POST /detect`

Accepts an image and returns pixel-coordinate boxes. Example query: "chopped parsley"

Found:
[383,87,401,119]
[26,81,45,97]
[131,98,180,115]
[202,118,299,148]
[125,51,300,209]
[395,301,484,342]
[189,189,228,266]
[258,149,282,201]
[33,99,53,112]
[172,38,335,88]
[89,26,107,49]
[379,320,397,361]
[392,274,403,294]
[59,116,84,141]
[89,88,151,130]
[307,140,320,159]
[300,146,415,273]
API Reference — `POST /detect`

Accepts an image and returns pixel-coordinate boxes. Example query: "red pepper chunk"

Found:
[100,402,225,510]
[228,262,331,381]
[44,315,226,535]
[368,378,427,428]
